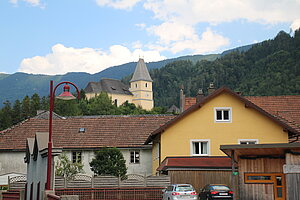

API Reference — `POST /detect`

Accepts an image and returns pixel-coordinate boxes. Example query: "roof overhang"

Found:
[220,143,300,162]
[157,156,232,172]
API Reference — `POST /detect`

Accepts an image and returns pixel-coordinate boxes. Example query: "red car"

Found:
[199,184,233,200]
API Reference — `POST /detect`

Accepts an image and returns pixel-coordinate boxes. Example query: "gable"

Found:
[159,91,288,156]
[161,93,287,143]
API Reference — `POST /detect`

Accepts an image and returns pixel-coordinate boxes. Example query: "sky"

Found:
[1,0,300,75]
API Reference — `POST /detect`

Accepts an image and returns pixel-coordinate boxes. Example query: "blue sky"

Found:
[1,0,300,75]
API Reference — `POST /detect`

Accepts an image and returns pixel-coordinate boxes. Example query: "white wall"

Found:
[0,148,153,180]
[62,148,152,176]
[0,152,27,175]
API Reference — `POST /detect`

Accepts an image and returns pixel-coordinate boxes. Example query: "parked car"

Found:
[162,184,198,200]
[199,184,233,200]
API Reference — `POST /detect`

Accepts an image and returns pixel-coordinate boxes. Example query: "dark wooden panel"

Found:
[286,174,300,200]
[168,170,234,193]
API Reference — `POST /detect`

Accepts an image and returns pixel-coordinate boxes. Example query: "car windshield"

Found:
[175,185,194,192]
[211,185,230,191]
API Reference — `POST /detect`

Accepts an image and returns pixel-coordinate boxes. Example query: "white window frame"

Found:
[238,139,259,145]
[190,139,210,156]
[130,150,140,164]
[214,107,232,123]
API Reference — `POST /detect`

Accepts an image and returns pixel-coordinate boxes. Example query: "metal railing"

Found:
[55,187,164,200]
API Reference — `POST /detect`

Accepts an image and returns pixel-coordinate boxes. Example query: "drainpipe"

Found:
[231,150,236,200]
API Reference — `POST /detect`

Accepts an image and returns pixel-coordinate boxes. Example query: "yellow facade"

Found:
[85,92,133,106]
[130,80,153,110]
[152,92,289,174]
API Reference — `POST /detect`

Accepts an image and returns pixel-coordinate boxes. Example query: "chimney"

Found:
[196,89,204,103]
[179,85,185,113]
[207,83,215,95]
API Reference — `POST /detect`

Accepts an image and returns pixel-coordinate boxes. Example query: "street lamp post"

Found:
[46,80,80,190]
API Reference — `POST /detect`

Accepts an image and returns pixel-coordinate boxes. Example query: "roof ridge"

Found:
[66,114,175,119]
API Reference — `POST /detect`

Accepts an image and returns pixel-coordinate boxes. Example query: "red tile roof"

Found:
[0,115,175,151]
[245,96,300,134]
[157,157,232,171]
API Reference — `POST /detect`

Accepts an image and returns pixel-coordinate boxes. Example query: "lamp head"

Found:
[56,84,76,100]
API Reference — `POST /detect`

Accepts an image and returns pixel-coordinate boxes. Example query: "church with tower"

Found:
[84,58,154,110]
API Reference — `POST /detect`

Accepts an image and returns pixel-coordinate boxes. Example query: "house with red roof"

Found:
[145,86,300,191]
[0,111,175,180]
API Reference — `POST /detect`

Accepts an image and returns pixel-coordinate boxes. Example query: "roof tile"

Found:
[0,115,175,151]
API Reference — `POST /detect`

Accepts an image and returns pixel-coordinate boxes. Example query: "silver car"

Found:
[162,184,198,200]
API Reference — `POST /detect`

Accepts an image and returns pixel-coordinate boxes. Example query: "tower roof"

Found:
[130,58,152,82]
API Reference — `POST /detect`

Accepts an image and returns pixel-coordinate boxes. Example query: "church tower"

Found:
[130,58,154,110]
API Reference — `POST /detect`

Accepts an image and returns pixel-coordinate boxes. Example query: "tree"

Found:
[55,153,84,180]
[12,100,22,124]
[0,101,13,130]
[90,147,127,180]
[30,93,41,116]
[87,92,118,115]
[21,95,31,119]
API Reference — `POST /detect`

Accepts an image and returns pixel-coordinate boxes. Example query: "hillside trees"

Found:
[148,29,300,107]
[0,92,166,131]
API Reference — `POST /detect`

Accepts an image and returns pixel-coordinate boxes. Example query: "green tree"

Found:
[87,92,118,115]
[0,101,13,130]
[21,95,31,119]
[55,153,84,180]
[12,100,22,124]
[30,93,41,116]
[90,147,127,180]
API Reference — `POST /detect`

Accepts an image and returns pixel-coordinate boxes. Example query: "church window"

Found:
[145,83,148,87]
[135,83,138,88]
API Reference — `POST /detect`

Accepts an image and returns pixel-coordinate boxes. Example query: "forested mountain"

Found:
[0,54,218,105]
[147,30,300,108]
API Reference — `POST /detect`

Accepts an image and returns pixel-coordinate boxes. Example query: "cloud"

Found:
[143,0,300,25]
[290,19,300,32]
[148,22,229,54]
[10,0,40,6]
[18,44,166,75]
[96,0,141,10]
[135,23,146,29]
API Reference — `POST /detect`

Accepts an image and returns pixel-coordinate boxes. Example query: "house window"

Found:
[114,99,118,106]
[190,140,210,156]
[130,151,140,164]
[72,152,82,163]
[214,107,232,122]
[239,139,258,145]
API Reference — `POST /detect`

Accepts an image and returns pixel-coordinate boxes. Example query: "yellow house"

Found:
[145,87,299,175]
[84,58,154,110]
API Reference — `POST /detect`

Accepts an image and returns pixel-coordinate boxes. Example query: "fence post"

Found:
[8,176,10,190]
[63,177,67,188]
